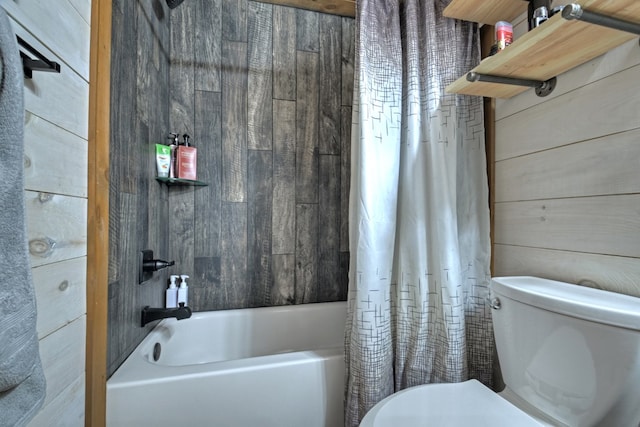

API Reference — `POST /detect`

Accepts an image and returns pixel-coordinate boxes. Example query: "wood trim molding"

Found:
[481,24,496,276]
[254,0,355,17]
[86,0,111,425]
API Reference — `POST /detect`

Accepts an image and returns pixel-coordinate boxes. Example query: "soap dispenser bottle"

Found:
[175,134,197,180]
[168,133,179,178]
[178,275,189,306]
[166,275,179,308]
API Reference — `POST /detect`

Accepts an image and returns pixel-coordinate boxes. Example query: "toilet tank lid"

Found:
[491,276,640,331]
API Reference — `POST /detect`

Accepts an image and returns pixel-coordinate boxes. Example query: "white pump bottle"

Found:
[166,275,179,308]
[178,275,189,306]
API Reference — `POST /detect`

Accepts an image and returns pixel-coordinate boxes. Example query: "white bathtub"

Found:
[106,301,346,427]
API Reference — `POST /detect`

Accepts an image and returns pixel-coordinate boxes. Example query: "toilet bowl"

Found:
[360,379,546,426]
[359,276,640,427]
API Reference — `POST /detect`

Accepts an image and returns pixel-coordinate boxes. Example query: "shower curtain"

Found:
[344,0,493,425]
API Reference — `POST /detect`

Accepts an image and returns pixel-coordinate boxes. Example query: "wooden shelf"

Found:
[445,0,640,99]
[443,0,528,26]
[156,177,208,187]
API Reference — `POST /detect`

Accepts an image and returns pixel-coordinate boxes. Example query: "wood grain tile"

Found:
[195,91,222,258]
[195,0,222,91]
[319,14,341,155]
[272,99,296,254]
[273,6,296,100]
[248,2,273,150]
[295,203,318,303]
[248,150,273,306]
[222,41,248,202]
[296,51,319,204]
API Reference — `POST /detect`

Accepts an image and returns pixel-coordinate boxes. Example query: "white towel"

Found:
[0,8,46,426]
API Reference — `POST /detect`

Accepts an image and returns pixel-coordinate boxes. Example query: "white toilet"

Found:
[360,276,640,426]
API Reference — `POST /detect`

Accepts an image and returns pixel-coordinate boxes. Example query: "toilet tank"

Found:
[490,276,640,427]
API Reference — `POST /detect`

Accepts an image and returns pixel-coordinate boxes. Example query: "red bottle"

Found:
[495,21,513,51]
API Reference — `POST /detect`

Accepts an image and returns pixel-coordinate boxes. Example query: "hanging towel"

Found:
[0,8,46,427]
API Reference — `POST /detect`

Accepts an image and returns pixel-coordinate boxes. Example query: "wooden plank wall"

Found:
[492,14,640,297]
[107,0,354,376]
[1,1,90,425]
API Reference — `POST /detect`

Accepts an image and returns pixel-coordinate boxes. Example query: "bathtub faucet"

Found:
[141,303,192,327]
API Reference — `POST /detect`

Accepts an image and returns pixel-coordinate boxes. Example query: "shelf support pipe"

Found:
[466,72,557,96]
[562,4,640,36]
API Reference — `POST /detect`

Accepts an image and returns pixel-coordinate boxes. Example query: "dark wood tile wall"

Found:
[107,0,354,376]
[107,0,172,376]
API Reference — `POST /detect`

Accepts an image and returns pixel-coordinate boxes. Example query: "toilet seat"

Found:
[359,379,544,427]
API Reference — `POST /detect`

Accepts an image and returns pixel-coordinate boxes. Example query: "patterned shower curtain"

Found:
[344,0,493,425]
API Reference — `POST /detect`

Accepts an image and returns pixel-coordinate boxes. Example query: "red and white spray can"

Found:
[495,21,513,51]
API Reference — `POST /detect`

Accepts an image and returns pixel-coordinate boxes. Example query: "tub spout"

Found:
[141,303,192,327]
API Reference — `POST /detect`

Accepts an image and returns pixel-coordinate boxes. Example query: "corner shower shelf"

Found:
[444,0,640,99]
[156,177,208,187]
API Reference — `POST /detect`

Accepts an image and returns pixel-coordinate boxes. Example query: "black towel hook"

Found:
[16,35,61,79]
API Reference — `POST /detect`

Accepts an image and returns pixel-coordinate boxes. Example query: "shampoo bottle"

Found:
[178,275,189,306]
[168,133,179,178]
[178,274,189,306]
[155,144,171,178]
[176,134,197,180]
[166,275,178,308]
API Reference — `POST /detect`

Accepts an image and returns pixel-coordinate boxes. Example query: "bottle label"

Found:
[495,21,513,51]
[176,147,197,180]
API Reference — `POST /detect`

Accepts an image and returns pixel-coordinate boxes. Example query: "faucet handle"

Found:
[143,258,175,272]
[139,249,175,284]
